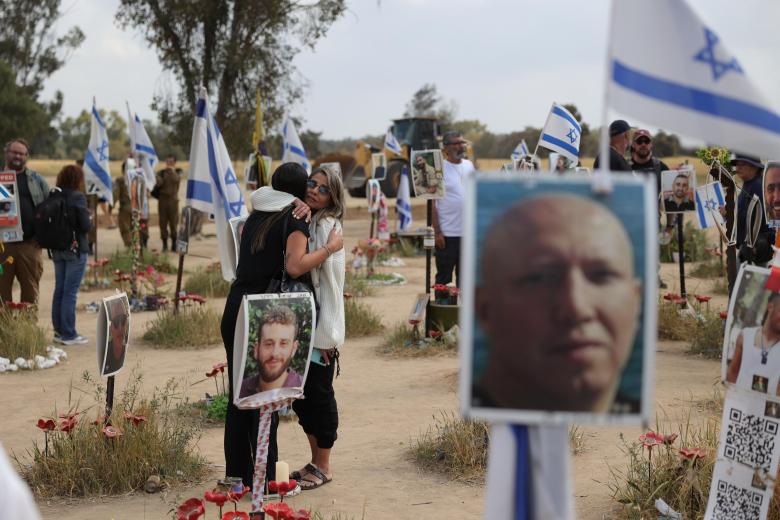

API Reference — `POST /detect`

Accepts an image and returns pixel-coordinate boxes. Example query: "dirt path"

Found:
[0,201,727,519]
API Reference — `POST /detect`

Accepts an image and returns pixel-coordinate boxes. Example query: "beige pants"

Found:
[0,240,44,304]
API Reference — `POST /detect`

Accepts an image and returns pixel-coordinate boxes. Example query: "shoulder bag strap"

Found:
[280,209,290,283]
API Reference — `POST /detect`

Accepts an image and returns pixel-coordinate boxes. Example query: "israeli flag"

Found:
[280,116,310,173]
[537,103,581,162]
[385,128,403,155]
[396,165,413,231]
[608,0,780,159]
[186,87,248,281]
[83,101,113,205]
[0,184,11,202]
[127,104,158,189]
[694,182,726,229]
[510,139,530,161]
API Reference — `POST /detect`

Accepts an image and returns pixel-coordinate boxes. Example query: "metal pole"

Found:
[105,375,115,422]
[425,200,432,335]
[677,216,687,306]
[174,253,185,315]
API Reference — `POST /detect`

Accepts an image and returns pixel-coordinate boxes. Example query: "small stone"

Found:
[144,475,162,493]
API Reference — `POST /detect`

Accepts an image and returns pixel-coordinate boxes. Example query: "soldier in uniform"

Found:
[155,155,182,251]
[113,164,132,248]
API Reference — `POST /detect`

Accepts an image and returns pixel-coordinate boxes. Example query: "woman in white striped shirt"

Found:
[290,165,346,490]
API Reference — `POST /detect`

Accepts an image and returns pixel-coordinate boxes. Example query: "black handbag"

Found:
[264,212,320,316]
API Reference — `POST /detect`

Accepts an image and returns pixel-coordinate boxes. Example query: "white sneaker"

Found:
[61,335,89,346]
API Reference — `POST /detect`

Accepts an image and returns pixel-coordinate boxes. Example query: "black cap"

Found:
[732,153,763,169]
[609,119,631,137]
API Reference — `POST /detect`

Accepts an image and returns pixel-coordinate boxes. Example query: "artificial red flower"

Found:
[694,295,712,303]
[59,417,77,433]
[343,292,353,300]
[429,330,442,338]
[227,484,250,502]
[662,433,678,445]
[263,503,293,519]
[102,425,123,438]
[663,293,680,301]
[284,510,311,520]
[204,489,230,507]
[448,287,461,296]
[432,284,449,292]
[123,411,147,426]
[679,447,707,461]
[189,294,206,305]
[36,418,56,431]
[672,296,687,305]
[91,415,108,426]
[205,362,227,378]
[268,480,278,493]
[6,301,31,310]
[408,319,420,326]
[639,431,664,449]
[176,498,205,520]
[221,513,249,520]
[719,311,728,320]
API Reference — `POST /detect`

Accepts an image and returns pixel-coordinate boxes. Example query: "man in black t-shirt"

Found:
[630,129,670,195]
[593,120,632,172]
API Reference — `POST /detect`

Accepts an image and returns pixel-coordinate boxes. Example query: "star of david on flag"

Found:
[186,87,248,281]
[537,103,581,162]
[127,104,159,189]
[694,182,725,230]
[607,0,780,159]
[83,99,113,205]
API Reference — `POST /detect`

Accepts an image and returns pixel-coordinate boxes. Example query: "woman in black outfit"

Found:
[221,163,343,488]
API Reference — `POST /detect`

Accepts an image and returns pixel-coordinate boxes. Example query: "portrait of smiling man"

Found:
[471,191,646,416]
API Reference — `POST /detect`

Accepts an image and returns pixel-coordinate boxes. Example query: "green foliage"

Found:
[59,109,128,160]
[245,298,313,377]
[345,298,382,338]
[115,0,347,155]
[143,305,222,348]
[404,83,457,126]
[205,393,228,422]
[689,257,724,279]
[107,248,176,274]
[688,310,726,360]
[0,62,54,155]
[660,220,709,263]
[183,263,231,297]
[0,306,47,361]
[411,411,488,483]
[17,373,207,498]
[380,322,457,357]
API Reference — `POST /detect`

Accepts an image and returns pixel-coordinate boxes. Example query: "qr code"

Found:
[724,408,778,470]
[711,480,762,519]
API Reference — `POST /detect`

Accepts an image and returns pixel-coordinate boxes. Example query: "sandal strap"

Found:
[303,464,328,484]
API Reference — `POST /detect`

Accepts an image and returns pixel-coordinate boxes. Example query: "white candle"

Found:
[275,461,289,482]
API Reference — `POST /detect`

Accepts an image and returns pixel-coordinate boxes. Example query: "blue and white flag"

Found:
[0,184,11,202]
[280,116,310,173]
[385,128,403,156]
[186,87,248,281]
[83,100,113,205]
[510,139,530,161]
[695,182,726,230]
[127,104,158,189]
[608,0,780,159]
[396,165,412,231]
[537,103,581,162]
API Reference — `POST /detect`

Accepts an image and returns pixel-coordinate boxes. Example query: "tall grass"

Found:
[183,263,231,298]
[411,411,488,483]
[0,307,47,361]
[344,299,382,338]
[344,272,375,297]
[143,306,222,348]
[107,248,176,274]
[688,310,726,359]
[379,322,457,357]
[657,301,693,341]
[16,373,207,497]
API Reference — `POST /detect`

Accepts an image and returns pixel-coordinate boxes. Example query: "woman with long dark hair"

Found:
[51,164,92,345]
[221,162,343,488]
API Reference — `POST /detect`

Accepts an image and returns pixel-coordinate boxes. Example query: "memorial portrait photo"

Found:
[98,293,130,377]
[661,168,696,214]
[461,174,656,424]
[410,150,444,199]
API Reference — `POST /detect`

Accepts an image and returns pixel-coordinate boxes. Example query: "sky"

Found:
[41,0,780,142]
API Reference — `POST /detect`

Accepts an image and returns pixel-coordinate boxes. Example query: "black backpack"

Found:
[34,188,77,250]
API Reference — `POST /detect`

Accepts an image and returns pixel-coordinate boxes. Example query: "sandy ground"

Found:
[0,190,726,519]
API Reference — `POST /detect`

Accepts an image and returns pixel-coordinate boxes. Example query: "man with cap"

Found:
[593,120,632,172]
[630,129,670,195]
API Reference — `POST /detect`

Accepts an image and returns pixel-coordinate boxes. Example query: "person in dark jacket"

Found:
[732,154,774,265]
[51,164,93,346]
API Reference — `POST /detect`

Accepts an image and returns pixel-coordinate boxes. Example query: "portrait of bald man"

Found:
[470,188,649,417]
[763,162,780,226]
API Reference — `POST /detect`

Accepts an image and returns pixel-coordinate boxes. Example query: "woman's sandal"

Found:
[298,464,332,490]
[289,462,317,481]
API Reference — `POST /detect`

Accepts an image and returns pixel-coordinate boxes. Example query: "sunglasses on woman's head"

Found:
[307,179,330,194]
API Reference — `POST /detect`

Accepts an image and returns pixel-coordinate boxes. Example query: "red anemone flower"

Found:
[662,433,678,445]
[268,480,278,493]
[429,330,443,338]
[227,484,250,502]
[694,295,712,303]
[408,319,420,326]
[663,292,680,301]
[263,503,293,519]
[639,431,664,449]
[59,417,77,433]
[432,284,449,292]
[189,294,206,304]
[672,296,687,305]
[285,511,312,520]
[123,411,147,426]
[36,418,56,431]
[679,447,707,461]
[102,425,123,438]
[176,498,205,520]
[221,513,250,520]
[204,489,230,507]
[719,311,728,320]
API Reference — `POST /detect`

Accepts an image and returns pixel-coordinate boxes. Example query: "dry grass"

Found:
[0,306,47,361]
[379,322,457,357]
[688,310,725,360]
[711,277,729,295]
[344,298,383,338]
[16,372,208,498]
[143,305,222,348]
[410,411,488,483]
[569,425,587,455]
[344,272,375,297]
[657,301,693,341]
[183,263,231,298]
[689,258,725,279]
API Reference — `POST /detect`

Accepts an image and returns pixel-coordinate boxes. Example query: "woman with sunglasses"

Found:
[289,165,345,490]
[222,162,343,490]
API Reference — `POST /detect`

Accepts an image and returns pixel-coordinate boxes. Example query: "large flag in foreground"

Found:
[280,116,310,172]
[396,165,412,231]
[186,87,248,281]
[83,100,113,204]
[127,104,158,189]
[510,139,529,161]
[537,103,581,162]
[607,0,780,159]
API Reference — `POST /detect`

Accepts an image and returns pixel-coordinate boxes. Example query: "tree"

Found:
[115,0,347,156]
[0,61,50,152]
[403,83,457,126]
[59,110,128,160]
